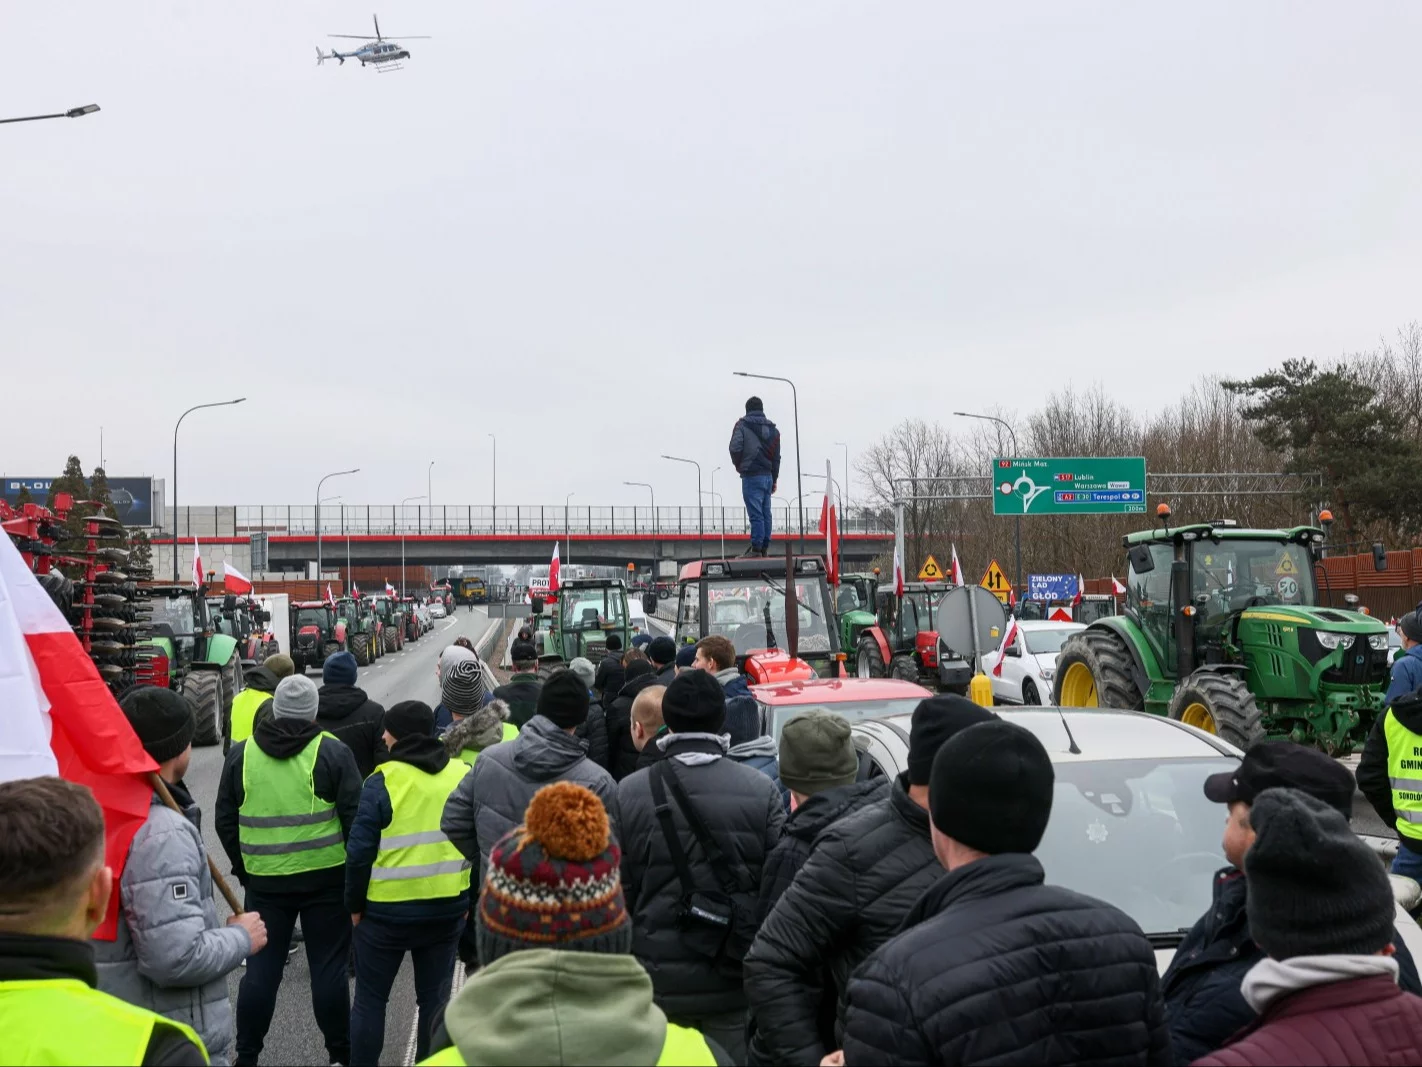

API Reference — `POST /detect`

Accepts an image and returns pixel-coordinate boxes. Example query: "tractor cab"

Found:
[660,556,838,683]
[138,584,241,747]
[146,586,212,677]
[335,596,380,664]
[855,581,1005,695]
[541,579,634,669]
[292,601,345,672]
[833,572,881,654]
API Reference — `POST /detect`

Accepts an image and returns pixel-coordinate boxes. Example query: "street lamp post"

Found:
[487,434,497,530]
[315,468,359,585]
[172,398,246,581]
[662,455,703,550]
[427,461,435,508]
[734,371,804,553]
[400,494,426,595]
[624,481,657,538]
[701,489,726,559]
[565,492,576,566]
[0,104,100,125]
[954,411,1022,591]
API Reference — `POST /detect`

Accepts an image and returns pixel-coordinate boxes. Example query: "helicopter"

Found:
[317,14,429,71]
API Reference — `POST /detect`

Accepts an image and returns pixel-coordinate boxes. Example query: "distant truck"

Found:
[458,576,488,605]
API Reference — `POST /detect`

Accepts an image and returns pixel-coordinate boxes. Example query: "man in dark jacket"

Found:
[1358,684,1422,880]
[648,635,678,685]
[570,656,610,770]
[607,659,661,780]
[1162,740,1421,1064]
[315,651,387,779]
[744,696,992,1066]
[595,632,626,702]
[1193,788,1422,1067]
[729,396,780,557]
[492,641,544,729]
[694,636,778,786]
[631,684,670,771]
[841,719,1171,1067]
[215,674,363,1067]
[618,670,785,1064]
[1384,607,1422,706]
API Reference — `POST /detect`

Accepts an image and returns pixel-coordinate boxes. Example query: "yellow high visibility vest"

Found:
[417,1022,717,1065]
[1385,708,1422,842]
[239,733,345,876]
[229,687,271,744]
[457,721,520,766]
[368,758,471,903]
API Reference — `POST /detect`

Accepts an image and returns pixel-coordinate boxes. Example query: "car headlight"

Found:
[1039,667,1056,681]
[1314,631,1349,651]
[1368,634,1390,651]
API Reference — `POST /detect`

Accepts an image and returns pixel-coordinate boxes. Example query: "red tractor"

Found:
[290,601,347,674]
[855,581,1006,695]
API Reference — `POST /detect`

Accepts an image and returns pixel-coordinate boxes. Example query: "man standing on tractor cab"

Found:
[729,396,780,558]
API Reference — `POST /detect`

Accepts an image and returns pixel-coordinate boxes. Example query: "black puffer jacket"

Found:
[315,684,387,779]
[575,697,610,771]
[493,672,543,730]
[595,652,625,703]
[842,853,1171,1067]
[618,735,785,1019]
[607,671,663,781]
[743,774,939,1065]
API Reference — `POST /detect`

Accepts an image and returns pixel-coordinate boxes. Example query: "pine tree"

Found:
[129,528,153,575]
[46,455,88,514]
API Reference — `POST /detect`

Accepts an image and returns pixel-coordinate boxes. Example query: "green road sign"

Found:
[992,456,1147,516]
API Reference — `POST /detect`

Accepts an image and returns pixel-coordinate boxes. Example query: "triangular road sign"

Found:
[980,559,1010,603]
[918,555,943,581]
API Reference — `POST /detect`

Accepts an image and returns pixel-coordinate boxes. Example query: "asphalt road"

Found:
[184,608,496,1067]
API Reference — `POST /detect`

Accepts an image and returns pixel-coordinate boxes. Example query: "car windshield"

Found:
[296,608,328,628]
[762,697,923,740]
[1193,541,1315,608]
[150,597,195,634]
[1035,757,1231,938]
[560,587,627,629]
[1023,627,1078,655]
[705,578,832,655]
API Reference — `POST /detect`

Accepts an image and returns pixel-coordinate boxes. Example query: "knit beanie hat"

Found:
[569,657,596,688]
[438,644,477,683]
[538,671,591,729]
[675,644,698,669]
[907,695,996,786]
[1401,609,1422,644]
[272,675,320,721]
[745,396,764,413]
[780,710,858,796]
[264,653,295,680]
[322,650,358,687]
[929,720,1054,854]
[1246,787,1396,960]
[477,781,631,967]
[606,633,623,653]
[648,636,677,667]
[631,633,653,651]
[662,669,726,733]
[623,659,656,684]
[442,657,489,718]
[724,695,761,748]
[119,687,196,763]
[510,641,539,665]
[384,700,435,741]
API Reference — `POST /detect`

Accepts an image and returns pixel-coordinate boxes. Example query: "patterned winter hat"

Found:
[476,782,631,967]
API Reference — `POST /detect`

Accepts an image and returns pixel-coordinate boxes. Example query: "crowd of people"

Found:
[5,618,1422,1067]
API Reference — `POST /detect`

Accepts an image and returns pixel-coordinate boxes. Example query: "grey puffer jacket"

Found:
[441,713,621,885]
[94,784,250,1065]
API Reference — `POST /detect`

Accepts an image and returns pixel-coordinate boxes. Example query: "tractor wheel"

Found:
[1167,671,1265,750]
[383,627,397,654]
[354,633,371,666]
[185,672,223,747]
[891,655,919,683]
[1053,629,1143,709]
[856,635,885,679]
[1022,679,1041,705]
[264,639,280,659]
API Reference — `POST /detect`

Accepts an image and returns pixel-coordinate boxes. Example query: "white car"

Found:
[851,706,1422,973]
[979,620,1086,705]
[429,601,447,619]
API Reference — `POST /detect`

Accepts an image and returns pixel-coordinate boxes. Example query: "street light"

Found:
[400,494,427,596]
[427,461,435,508]
[734,371,803,552]
[625,481,657,538]
[171,398,246,581]
[701,489,726,559]
[315,468,359,584]
[0,103,100,125]
[662,455,703,549]
[954,410,1022,591]
[487,434,497,529]
[565,492,576,566]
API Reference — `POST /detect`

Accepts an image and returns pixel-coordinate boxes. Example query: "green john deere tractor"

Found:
[534,579,633,674]
[1053,519,1391,753]
[833,572,881,655]
[335,596,381,665]
[139,585,242,748]
[371,595,406,654]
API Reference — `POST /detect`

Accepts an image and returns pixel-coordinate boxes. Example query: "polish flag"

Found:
[384,581,396,597]
[549,543,562,594]
[818,497,840,586]
[326,583,336,605]
[1112,575,1127,596]
[1073,574,1085,607]
[893,545,905,597]
[950,544,965,586]
[352,583,361,599]
[223,561,253,595]
[993,613,1021,677]
[192,537,203,589]
[0,534,158,940]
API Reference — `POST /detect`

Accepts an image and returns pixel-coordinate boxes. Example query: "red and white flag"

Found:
[950,544,965,586]
[548,542,562,594]
[893,545,906,597]
[0,534,158,940]
[993,614,1021,677]
[223,561,253,595]
[384,581,396,597]
[1112,575,1127,596]
[352,583,361,599]
[818,495,840,586]
[192,537,203,589]
[325,583,336,605]
[1073,573,1085,606]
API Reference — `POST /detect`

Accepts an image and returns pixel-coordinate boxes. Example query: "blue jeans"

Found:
[1393,845,1422,881]
[350,913,463,1066]
[743,473,774,550]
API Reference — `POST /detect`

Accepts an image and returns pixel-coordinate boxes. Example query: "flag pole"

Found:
[148,772,243,914]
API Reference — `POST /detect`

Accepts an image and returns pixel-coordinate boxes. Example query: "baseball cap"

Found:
[1202,740,1355,816]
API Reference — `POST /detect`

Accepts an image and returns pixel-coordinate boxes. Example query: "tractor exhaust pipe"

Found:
[1171,551,1195,681]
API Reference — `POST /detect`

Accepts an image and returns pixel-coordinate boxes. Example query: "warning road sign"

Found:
[980,559,1011,603]
[918,555,943,581]
[1275,554,1298,577]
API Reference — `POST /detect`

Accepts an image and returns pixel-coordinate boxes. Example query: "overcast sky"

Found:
[5,2,1419,511]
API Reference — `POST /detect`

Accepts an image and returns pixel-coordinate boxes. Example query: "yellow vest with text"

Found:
[457,721,520,766]
[369,758,472,903]
[416,1022,717,1065]
[0,977,210,1066]
[1385,708,1422,842]
[229,687,272,744]
[239,733,345,876]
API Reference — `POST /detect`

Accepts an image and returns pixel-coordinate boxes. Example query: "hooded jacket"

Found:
[608,670,664,781]
[1358,688,1422,854]
[742,774,943,1065]
[425,949,731,1066]
[727,735,780,784]
[596,651,626,704]
[440,698,516,765]
[346,733,471,921]
[315,683,387,780]
[1385,643,1422,706]
[215,716,364,897]
[492,672,544,730]
[841,853,1171,1067]
[729,410,782,480]
[440,715,620,887]
[93,781,250,1065]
